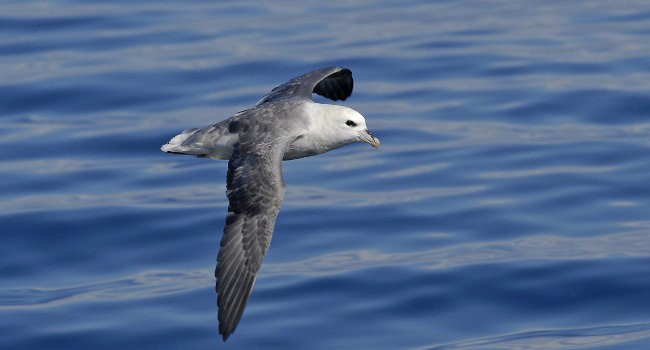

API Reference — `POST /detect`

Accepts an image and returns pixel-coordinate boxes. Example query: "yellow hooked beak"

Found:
[361,129,380,148]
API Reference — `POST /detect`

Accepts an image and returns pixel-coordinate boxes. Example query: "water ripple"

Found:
[0,183,485,215]
[427,322,650,350]
[2,0,650,348]
[264,231,650,277]
[0,270,210,309]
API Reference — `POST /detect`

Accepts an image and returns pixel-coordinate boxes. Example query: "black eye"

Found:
[345,120,357,127]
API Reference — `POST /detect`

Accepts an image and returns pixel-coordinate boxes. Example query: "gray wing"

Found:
[215,124,296,341]
[256,67,353,105]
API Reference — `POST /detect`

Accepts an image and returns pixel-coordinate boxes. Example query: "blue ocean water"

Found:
[2,1,650,349]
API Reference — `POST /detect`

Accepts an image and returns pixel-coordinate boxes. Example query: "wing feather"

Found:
[215,124,297,340]
[256,67,353,105]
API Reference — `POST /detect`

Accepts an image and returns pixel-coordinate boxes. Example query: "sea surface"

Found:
[1,1,650,349]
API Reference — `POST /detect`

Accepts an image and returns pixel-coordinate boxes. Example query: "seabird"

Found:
[161,67,380,341]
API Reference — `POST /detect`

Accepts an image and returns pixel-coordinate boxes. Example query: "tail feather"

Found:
[161,122,236,160]
[161,128,200,154]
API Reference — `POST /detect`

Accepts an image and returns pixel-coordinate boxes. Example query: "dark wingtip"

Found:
[221,331,231,342]
[219,318,234,341]
[313,67,353,101]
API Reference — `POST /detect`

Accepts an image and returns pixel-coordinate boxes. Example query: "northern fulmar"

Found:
[161,67,380,341]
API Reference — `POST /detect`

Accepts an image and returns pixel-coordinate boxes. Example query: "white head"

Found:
[317,104,380,149]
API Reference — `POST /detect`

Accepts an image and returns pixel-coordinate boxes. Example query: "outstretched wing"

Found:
[256,67,353,105]
[215,123,296,341]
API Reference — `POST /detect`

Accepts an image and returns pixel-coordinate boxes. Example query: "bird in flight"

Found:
[161,67,380,340]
